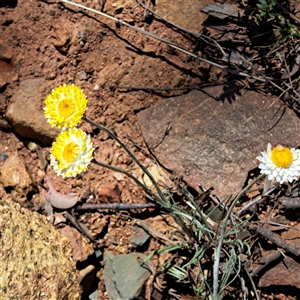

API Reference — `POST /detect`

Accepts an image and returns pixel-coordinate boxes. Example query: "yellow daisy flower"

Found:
[257,143,300,184]
[44,84,88,129]
[50,128,93,178]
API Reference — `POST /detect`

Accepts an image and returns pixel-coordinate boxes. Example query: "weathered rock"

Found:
[259,253,298,289]
[201,2,244,20]
[77,70,88,81]
[0,199,82,299]
[58,226,94,262]
[0,60,14,89]
[0,44,13,61]
[79,265,96,294]
[0,151,34,202]
[97,183,121,203]
[0,43,16,88]
[156,0,211,34]
[104,252,150,300]
[6,78,59,145]
[105,0,125,15]
[137,86,300,198]
[51,26,70,53]
[130,225,150,248]
[0,64,7,88]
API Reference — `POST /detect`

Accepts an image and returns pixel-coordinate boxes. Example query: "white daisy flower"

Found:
[257,143,300,184]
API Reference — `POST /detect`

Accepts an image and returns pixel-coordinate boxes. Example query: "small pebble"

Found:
[171,75,184,87]
[113,172,125,182]
[0,119,10,130]
[46,72,56,80]
[77,70,88,81]
[79,31,87,43]
[71,59,78,67]
[84,65,94,74]
[25,141,38,152]
[0,153,9,162]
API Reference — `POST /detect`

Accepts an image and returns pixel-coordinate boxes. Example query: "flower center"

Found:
[63,142,80,163]
[58,99,76,117]
[270,146,293,168]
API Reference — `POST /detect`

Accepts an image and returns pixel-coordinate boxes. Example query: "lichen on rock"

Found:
[0,199,81,299]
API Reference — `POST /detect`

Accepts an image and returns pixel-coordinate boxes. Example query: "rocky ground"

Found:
[2,0,300,299]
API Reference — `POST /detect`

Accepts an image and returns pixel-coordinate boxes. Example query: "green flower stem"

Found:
[212,173,265,300]
[84,116,170,209]
[91,158,160,201]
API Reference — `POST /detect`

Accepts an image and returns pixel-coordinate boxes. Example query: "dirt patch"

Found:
[3,0,300,299]
[0,0,206,198]
[0,0,209,298]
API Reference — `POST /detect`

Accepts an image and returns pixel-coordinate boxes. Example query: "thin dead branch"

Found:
[250,250,282,277]
[248,224,300,257]
[75,202,156,211]
[281,197,300,209]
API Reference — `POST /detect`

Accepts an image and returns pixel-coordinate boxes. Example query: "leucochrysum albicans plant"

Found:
[257,143,300,184]
[43,84,171,210]
[44,84,300,299]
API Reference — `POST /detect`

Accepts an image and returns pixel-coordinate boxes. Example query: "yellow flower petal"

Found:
[270,145,293,168]
[44,84,88,129]
[50,128,93,178]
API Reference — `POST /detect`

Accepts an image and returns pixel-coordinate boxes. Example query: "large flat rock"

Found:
[156,0,211,34]
[137,86,300,198]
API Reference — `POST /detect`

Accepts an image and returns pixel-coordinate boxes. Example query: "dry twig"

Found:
[250,250,282,277]
[248,224,299,257]
[281,197,300,209]
[75,202,156,211]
